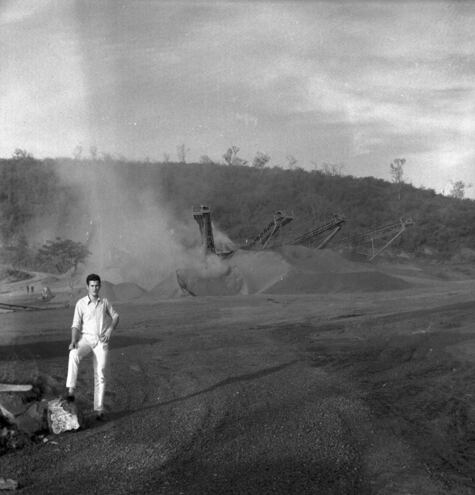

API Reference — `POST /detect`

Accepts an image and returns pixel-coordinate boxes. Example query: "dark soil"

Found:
[1,295,475,494]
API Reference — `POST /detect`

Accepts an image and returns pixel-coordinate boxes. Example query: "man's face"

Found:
[87,280,101,299]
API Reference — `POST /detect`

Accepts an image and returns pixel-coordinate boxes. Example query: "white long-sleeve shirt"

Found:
[71,295,119,344]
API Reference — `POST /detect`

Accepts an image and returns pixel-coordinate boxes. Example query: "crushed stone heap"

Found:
[147,246,412,298]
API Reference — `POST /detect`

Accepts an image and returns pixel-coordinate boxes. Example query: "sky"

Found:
[1,0,475,197]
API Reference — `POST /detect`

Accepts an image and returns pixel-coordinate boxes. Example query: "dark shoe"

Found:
[62,393,75,402]
[95,411,105,421]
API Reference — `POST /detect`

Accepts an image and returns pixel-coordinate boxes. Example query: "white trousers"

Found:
[66,337,108,412]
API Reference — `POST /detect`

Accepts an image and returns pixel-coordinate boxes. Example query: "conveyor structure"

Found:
[348,217,414,261]
[292,214,345,249]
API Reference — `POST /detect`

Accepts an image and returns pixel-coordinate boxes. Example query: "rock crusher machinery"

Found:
[192,205,216,254]
[292,214,345,249]
[244,210,294,250]
[192,205,234,257]
[348,217,414,261]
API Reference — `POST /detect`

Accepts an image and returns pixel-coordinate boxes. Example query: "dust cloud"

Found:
[35,161,214,290]
[18,162,415,299]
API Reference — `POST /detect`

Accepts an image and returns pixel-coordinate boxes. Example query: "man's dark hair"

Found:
[86,273,101,286]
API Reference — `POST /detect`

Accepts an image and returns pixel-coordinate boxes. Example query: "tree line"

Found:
[1,155,475,272]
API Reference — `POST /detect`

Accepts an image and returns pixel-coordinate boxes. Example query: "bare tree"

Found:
[286,154,298,170]
[321,162,344,176]
[252,151,271,169]
[176,144,190,163]
[73,145,83,160]
[449,180,472,199]
[12,148,33,160]
[223,146,239,165]
[390,158,405,200]
[223,146,247,166]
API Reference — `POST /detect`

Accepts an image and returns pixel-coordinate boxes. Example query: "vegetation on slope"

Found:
[1,156,474,270]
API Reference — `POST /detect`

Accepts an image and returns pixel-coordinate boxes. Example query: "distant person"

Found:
[26,285,30,294]
[65,273,119,420]
[41,286,53,301]
[30,285,34,293]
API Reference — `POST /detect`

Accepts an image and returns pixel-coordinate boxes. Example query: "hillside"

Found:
[1,157,475,269]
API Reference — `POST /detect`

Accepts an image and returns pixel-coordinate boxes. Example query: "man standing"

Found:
[65,273,119,420]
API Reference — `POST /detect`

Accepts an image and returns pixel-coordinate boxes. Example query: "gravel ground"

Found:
[1,284,475,494]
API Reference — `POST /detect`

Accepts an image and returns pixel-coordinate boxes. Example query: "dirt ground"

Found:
[1,254,475,494]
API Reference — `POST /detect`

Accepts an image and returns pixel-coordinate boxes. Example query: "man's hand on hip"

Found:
[100,328,112,343]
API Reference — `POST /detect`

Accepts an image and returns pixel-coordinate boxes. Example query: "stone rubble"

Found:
[47,398,83,435]
[0,477,18,490]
